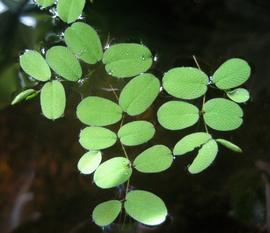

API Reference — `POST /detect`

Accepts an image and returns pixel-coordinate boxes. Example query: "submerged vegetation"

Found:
[11,0,251,228]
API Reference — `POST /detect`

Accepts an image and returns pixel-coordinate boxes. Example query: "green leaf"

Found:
[64,22,103,64]
[157,101,199,130]
[118,121,155,146]
[124,190,167,226]
[79,127,117,150]
[92,200,122,227]
[94,157,132,189]
[119,73,160,116]
[203,98,243,131]
[57,0,85,24]
[46,46,82,81]
[216,139,242,153]
[133,145,173,173]
[163,67,208,99]
[173,132,212,156]
[77,151,102,175]
[11,89,37,105]
[102,43,153,78]
[227,88,250,103]
[212,58,251,90]
[40,80,66,120]
[188,139,218,174]
[76,96,122,126]
[20,50,51,82]
[36,0,54,8]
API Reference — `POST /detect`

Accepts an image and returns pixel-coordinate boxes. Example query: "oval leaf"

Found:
[133,145,173,173]
[227,88,250,103]
[46,46,82,81]
[11,89,37,105]
[188,139,218,174]
[163,67,208,99]
[216,139,242,153]
[102,43,153,78]
[77,151,102,175]
[92,200,122,227]
[124,190,168,226]
[79,127,117,150]
[157,101,199,130]
[212,58,251,90]
[94,157,132,189]
[76,96,122,126]
[64,22,103,64]
[203,98,243,131]
[57,0,85,24]
[20,50,51,82]
[40,80,66,120]
[119,73,160,116]
[173,132,212,156]
[36,0,54,8]
[118,121,155,146]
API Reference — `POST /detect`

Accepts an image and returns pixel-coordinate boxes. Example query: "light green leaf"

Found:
[77,151,102,175]
[57,0,85,24]
[118,121,155,146]
[64,22,103,64]
[40,80,66,120]
[92,200,122,227]
[20,50,51,82]
[102,43,153,78]
[11,89,37,105]
[46,46,82,81]
[36,0,55,8]
[227,88,250,103]
[157,101,199,130]
[203,98,243,131]
[94,157,132,189]
[76,96,122,126]
[216,139,242,153]
[212,58,251,90]
[188,139,218,174]
[133,145,173,173]
[124,190,167,226]
[119,73,160,116]
[79,127,117,150]
[163,67,208,99]
[173,132,212,156]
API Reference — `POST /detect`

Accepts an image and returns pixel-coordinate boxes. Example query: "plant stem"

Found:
[192,55,209,134]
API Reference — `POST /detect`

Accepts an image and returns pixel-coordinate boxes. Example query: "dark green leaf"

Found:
[157,101,199,130]
[163,67,208,99]
[102,43,153,78]
[133,145,173,173]
[118,121,155,146]
[124,190,167,226]
[46,46,82,81]
[76,96,122,126]
[64,22,103,64]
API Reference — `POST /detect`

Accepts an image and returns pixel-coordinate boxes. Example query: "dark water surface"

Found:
[0,0,270,233]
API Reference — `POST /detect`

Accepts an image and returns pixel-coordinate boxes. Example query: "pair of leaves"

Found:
[92,190,167,226]
[173,132,242,174]
[103,43,153,78]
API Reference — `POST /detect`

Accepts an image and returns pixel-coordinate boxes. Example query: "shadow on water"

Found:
[0,0,270,232]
